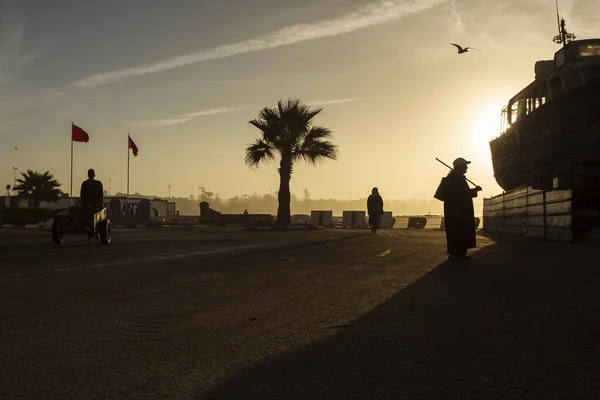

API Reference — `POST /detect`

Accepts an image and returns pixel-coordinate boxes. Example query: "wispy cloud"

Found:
[193,79,252,85]
[74,0,448,88]
[480,32,504,51]
[129,118,191,128]
[0,5,40,83]
[129,105,257,128]
[448,0,465,34]
[306,97,361,106]
[185,107,241,118]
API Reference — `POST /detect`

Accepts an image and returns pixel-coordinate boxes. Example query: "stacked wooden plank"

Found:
[482,185,573,242]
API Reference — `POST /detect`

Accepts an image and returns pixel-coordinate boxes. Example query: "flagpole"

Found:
[70,122,74,207]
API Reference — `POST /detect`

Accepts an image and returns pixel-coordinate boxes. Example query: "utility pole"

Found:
[12,166,18,196]
[109,179,112,195]
[168,184,171,198]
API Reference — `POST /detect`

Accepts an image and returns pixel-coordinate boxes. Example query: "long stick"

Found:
[435,158,478,187]
[70,122,74,207]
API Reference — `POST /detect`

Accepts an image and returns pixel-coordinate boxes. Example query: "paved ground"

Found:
[1,227,599,399]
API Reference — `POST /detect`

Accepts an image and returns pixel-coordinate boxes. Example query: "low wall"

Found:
[482,186,574,242]
[0,207,61,225]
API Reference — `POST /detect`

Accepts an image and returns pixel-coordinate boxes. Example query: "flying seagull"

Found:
[450,43,480,54]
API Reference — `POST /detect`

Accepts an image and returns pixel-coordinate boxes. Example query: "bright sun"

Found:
[467,101,505,164]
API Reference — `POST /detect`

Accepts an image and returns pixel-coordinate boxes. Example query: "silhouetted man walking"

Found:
[442,158,482,260]
[367,187,384,234]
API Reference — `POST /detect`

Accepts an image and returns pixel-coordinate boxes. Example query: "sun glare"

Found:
[467,101,505,163]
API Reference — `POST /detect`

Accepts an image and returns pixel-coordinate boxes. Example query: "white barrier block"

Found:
[291,214,310,224]
[342,211,367,228]
[380,212,395,229]
[310,210,333,227]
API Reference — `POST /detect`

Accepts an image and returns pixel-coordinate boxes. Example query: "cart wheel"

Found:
[98,219,112,244]
[52,220,64,245]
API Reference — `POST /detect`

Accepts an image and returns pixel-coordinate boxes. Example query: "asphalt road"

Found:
[1,227,599,399]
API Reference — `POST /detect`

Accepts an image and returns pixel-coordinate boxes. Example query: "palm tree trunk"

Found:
[276,157,292,227]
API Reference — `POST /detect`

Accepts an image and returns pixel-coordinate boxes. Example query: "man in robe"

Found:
[367,187,384,234]
[443,158,482,260]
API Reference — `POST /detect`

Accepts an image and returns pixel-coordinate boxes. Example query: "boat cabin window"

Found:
[503,83,547,131]
[578,42,600,57]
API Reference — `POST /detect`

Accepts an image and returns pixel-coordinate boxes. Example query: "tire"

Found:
[52,220,64,245]
[98,219,112,245]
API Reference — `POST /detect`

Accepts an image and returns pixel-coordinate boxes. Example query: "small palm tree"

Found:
[13,170,65,207]
[245,98,339,227]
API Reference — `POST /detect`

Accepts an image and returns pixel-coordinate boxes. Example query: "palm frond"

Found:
[256,107,282,130]
[244,139,276,168]
[303,125,333,142]
[248,119,277,145]
[247,98,338,167]
[276,99,322,142]
[298,140,339,165]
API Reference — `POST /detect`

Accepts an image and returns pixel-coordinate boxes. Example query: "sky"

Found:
[1,0,599,204]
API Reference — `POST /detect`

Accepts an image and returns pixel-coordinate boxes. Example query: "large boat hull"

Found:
[490,80,600,191]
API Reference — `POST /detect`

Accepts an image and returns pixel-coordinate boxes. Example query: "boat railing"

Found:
[489,106,510,140]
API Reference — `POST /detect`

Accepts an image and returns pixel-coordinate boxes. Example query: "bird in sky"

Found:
[450,43,481,54]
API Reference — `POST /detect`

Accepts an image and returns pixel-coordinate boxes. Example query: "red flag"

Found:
[72,124,90,143]
[71,124,90,143]
[128,135,138,156]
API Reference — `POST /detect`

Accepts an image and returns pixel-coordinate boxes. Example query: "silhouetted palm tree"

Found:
[13,170,64,207]
[245,98,339,227]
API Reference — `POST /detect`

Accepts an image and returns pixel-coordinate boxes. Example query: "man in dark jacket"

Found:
[80,168,104,208]
[367,187,384,234]
[443,158,482,260]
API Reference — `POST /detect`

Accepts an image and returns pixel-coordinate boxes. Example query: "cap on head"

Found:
[87,168,95,178]
[453,157,471,168]
[372,187,379,194]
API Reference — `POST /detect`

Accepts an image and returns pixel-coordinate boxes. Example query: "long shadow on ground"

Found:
[202,233,600,399]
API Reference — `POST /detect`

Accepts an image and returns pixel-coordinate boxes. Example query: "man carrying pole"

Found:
[435,157,482,261]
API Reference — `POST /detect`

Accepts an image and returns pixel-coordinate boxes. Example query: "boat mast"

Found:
[552,0,575,47]
[555,0,562,46]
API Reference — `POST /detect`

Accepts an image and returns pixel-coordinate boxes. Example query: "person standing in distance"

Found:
[80,168,104,208]
[442,158,482,260]
[79,168,104,241]
[367,187,384,234]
